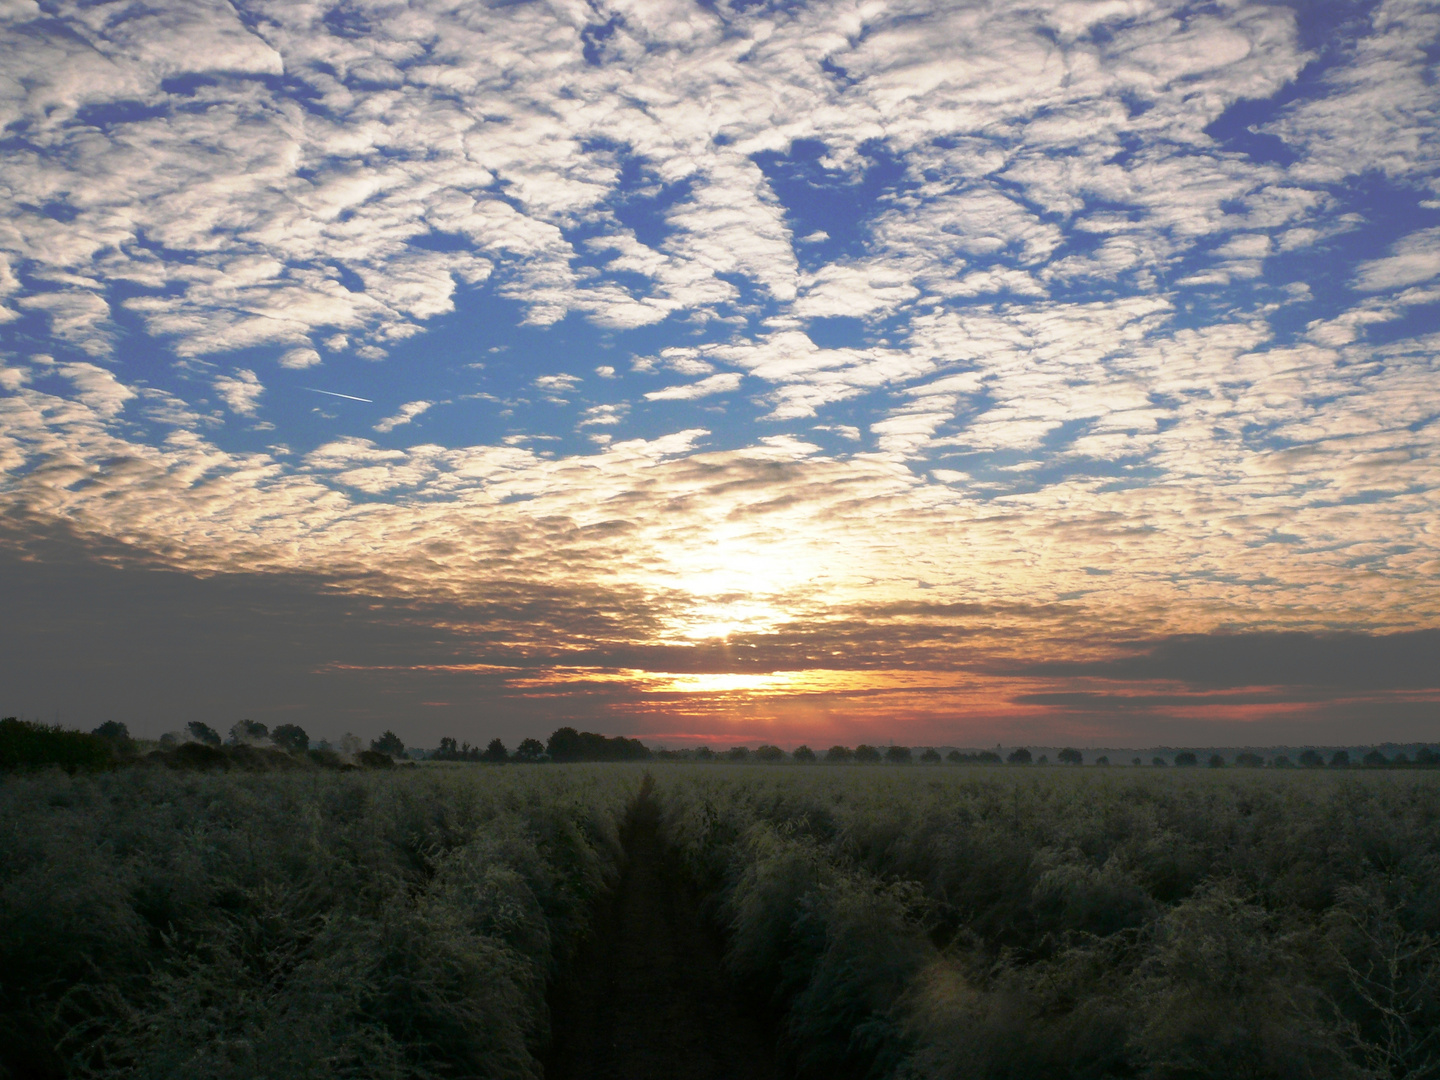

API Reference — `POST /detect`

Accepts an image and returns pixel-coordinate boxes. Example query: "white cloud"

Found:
[1353,227,1440,292]
[213,369,263,416]
[644,372,743,401]
[280,348,323,370]
[374,400,433,433]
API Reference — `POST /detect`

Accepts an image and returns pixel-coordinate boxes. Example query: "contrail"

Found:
[302,387,374,403]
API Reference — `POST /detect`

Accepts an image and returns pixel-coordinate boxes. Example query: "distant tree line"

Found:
[7,714,1440,773]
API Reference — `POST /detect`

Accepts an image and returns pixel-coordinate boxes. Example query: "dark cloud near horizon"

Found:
[1016,631,1440,689]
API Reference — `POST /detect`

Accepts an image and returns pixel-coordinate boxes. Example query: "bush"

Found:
[652,763,1438,1080]
[0,766,634,1080]
[0,718,113,772]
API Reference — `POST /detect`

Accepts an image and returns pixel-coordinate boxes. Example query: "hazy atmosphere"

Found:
[2,0,1438,748]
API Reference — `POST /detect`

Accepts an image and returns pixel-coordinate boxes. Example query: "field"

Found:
[3,764,1439,1080]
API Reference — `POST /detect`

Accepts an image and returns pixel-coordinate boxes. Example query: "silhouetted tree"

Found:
[545,727,651,762]
[229,719,268,745]
[1058,747,1083,765]
[693,745,716,761]
[1207,754,1225,768]
[755,745,784,762]
[885,745,912,764]
[434,736,460,759]
[1174,751,1198,767]
[826,745,853,762]
[1299,749,1324,768]
[1007,747,1032,765]
[1152,756,1168,766]
[480,738,508,763]
[1363,749,1387,766]
[1418,748,1439,765]
[1393,752,1410,764]
[513,737,545,762]
[1094,755,1110,766]
[1132,757,1142,766]
[370,730,405,758]
[920,748,941,763]
[726,746,751,762]
[1036,754,1049,765]
[854,744,882,763]
[187,721,221,746]
[92,721,130,742]
[1235,752,1264,768]
[1272,754,1293,768]
[271,724,309,754]
[792,745,817,763]
[1329,749,1351,768]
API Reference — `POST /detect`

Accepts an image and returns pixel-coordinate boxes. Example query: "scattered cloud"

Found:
[374,400,433,433]
[213,369,264,416]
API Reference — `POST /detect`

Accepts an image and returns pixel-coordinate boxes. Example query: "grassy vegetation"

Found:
[7,762,1439,1080]
[0,765,636,1080]
[653,766,1440,1080]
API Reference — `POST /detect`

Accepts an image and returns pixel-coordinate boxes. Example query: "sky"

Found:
[1,0,1438,749]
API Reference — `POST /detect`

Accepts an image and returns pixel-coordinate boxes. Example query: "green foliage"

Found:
[651,766,1440,1080]
[270,723,310,754]
[186,721,222,747]
[371,730,406,758]
[0,717,113,772]
[0,765,635,1079]
[544,727,650,763]
[228,719,269,745]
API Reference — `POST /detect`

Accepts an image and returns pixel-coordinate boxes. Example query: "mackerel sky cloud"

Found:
[2,0,1438,746]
